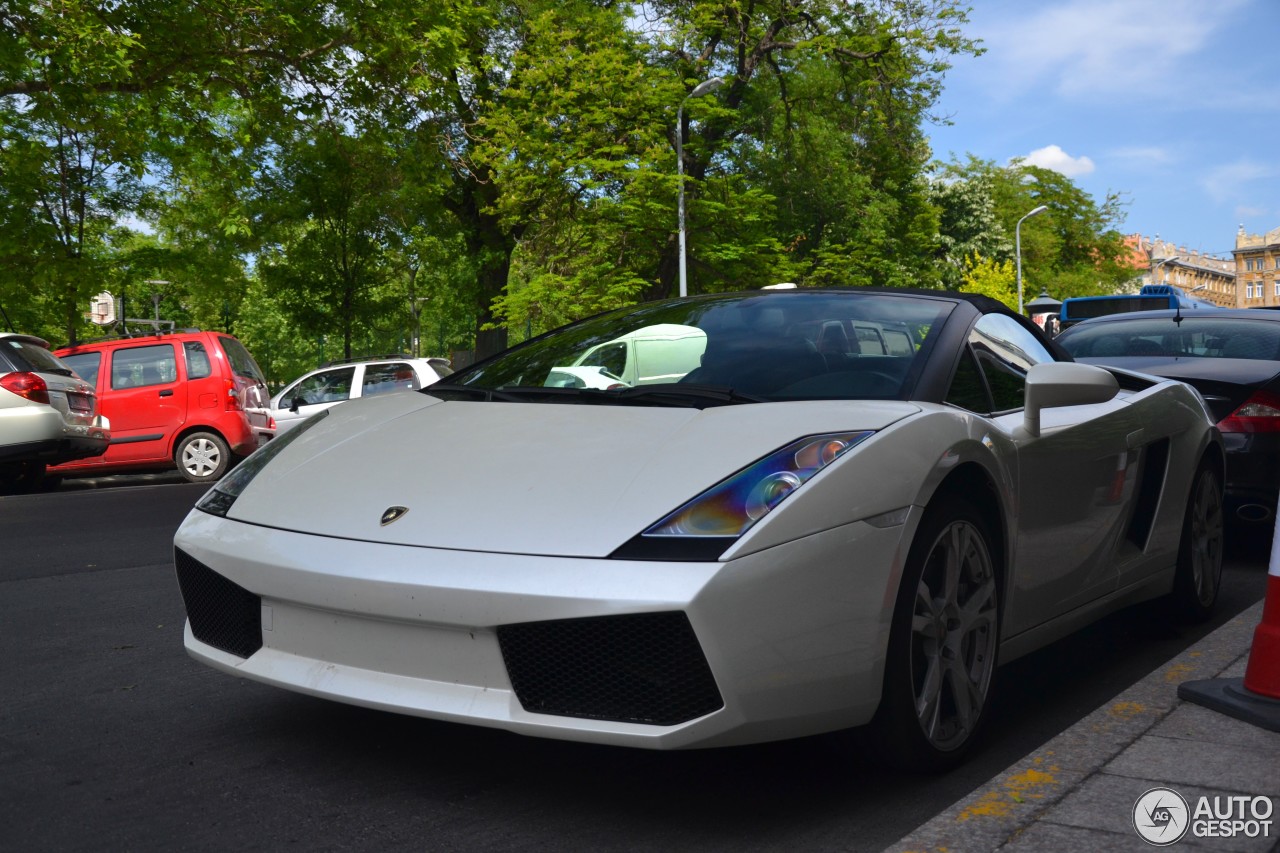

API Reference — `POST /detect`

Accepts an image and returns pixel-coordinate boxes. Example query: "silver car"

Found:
[0,333,110,492]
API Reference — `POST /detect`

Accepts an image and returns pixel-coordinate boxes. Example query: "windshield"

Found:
[443,291,954,403]
[1060,317,1280,361]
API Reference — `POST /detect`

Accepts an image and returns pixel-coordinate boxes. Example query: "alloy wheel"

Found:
[910,520,998,752]
[1187,470,1224,607]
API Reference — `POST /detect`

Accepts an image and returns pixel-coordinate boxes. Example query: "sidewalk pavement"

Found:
[885,600,1280,852]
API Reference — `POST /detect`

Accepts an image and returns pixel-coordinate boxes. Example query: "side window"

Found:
[975,352,1027,412]
[853,326,888,355]
[362,362,421,398]
[945,348,991,414]
[111,344,177,389]
[585,342,628,380]
[60,352,102,388]
[184,341,212,379]
[288,367,355,406]
[634,337,706,384]
[882,330,915,356]
[968,314,1056,413]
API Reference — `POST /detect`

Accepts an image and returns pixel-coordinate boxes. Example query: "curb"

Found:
[883,600,1267,853]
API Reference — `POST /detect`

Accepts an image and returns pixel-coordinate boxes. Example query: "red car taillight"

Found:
[224,378,242,411]
[0,372,51,404]
[1217,390,1280,434]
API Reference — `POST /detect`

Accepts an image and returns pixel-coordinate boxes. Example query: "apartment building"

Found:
[1123,234,1237,307]
[1235,225,1280,307]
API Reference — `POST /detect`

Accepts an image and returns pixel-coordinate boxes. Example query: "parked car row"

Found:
[0,324,452,490]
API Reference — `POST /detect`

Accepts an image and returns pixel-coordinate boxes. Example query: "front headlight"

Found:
[196,410,330,517]
[643,431,874,538]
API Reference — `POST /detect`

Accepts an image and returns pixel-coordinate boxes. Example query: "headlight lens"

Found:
[642,431,873,538]
[196,410,330,517]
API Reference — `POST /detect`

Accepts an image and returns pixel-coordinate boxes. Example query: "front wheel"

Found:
[175,432,231,483]
[1171,462,1224,623]
[867,498,1000,771]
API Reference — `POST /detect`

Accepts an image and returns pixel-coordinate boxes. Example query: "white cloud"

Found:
[1019,145,1096,177]
[1108,146,1176,167]
[973,0,1250,102]
[1201,159,1280,204]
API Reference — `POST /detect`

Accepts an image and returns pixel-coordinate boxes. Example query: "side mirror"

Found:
[289,397,306,413]
[1023,362,1119,438]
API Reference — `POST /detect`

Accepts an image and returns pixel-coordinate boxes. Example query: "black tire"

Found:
[866,496,1001,772]
[1171,462,1224,623]
[0,461,46,495]
[175,432,231,483]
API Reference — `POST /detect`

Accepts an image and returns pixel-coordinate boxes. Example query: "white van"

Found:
[547,324,707,388]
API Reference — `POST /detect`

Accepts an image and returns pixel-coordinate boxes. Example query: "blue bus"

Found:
[1058,284,1218,329]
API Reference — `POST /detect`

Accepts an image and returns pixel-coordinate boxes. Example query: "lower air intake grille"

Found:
[174,548,262,658]
[497,612,723,726]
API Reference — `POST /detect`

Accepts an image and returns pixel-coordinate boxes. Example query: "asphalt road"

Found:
[0,478,1270,852]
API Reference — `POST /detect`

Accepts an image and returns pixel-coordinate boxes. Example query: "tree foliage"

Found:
[1,0,1137,381]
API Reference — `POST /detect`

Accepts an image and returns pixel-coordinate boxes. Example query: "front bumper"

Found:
[173,509,912,749]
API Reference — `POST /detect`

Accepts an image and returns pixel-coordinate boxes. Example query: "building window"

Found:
[1247,283,1257,298]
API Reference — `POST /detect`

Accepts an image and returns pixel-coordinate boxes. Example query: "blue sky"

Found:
[926,0,1280,258]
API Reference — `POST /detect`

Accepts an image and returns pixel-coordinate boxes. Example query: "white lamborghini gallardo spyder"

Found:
[175,288,1224,769]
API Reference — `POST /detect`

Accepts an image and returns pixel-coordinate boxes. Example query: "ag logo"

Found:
[380,506,409,526]
[1134,787,1190,846]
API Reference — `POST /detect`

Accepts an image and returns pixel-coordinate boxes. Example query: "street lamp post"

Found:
[1015,205,1049,314]
[1151,254,1180,287]
[677,76,725,298]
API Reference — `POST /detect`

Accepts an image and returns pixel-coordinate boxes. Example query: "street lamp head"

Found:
[689,76,726,98]
[1026,204,1049,219]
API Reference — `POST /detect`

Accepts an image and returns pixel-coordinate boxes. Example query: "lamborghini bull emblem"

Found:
[380,506,409,526]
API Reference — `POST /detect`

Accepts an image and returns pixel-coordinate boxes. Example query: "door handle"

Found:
[159,389,174,397]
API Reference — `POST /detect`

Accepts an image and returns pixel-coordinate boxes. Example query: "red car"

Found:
[53,330,273,483]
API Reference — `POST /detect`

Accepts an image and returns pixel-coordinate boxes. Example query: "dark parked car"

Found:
[1057,309,1280,528]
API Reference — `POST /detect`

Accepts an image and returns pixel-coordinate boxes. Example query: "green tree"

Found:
[935,156,1131,301]
[958,255,1016,309]
[254,125,403,360]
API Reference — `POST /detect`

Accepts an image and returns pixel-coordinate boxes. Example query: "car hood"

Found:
[228,392,921,557]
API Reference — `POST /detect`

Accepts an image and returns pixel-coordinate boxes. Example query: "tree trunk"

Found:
[473,251,510,361]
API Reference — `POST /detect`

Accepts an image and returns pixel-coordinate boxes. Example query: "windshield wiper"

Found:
[425,382,764,408]
[422,383,553,403]
[584,384,765,408]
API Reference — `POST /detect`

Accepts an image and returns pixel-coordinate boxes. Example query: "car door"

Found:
[273,366,356,433]
[961,315,1140,636]
[100,342,185,463]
